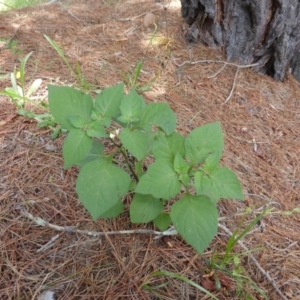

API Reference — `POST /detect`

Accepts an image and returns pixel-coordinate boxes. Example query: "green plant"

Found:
[0,52,41,109]
[0,51,61,138]
[0,37,23,55]
[44,34,92,91]
[119,60,153,92]
[119,22,159,92]
[208,253,268,299]
[48,82,244,254]
[216,208,267,269]
[207,209,268,298]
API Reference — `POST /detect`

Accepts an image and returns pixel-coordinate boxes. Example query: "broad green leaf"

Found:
[135,160,181,200]
[173,152,190,175]
[130,194,163,223]
[134,160,143,178]
[194,167,244,203]
[170,194,218,254]
[119,128,148,161]
[98,201,124,218]
[94,83,124,118]
[203,150,223,173]
[152,132,185,162]
[168,132,186,157]
[77,140,104,167]
[129,181,137,191]
[144,132,156,156]
[86,120,108,138]
[63,129,93,169]
[140,103,176,135]
[119,89,146,123]
[185,122,223,165]
[76,159,131,220]
[91,109,111,127]
[153,213,171,231]
[68,115,87,129]
[48,85,93,130]
[179,174,190,186]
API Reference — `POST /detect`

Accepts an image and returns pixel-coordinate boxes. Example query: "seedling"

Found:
[119,60,153,92]
[48,82,244,254]
[207,208,269,298]
[0,52,42,109]
[0,51,60,138]
[44,34,93,91]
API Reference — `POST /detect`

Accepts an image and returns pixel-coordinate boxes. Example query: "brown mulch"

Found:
[0,0,299,299]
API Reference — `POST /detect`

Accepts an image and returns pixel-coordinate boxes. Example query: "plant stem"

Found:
[109,137,139,183]
[119,146,139,183]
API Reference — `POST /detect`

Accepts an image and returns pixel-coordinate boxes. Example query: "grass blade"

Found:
[146,270,219,300]
[19,51,33,93]
[44,34,76,76]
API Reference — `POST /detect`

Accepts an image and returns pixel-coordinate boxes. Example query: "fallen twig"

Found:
[117,9,161,22]
[19,204,289,299]
[171,56,259,69]
[19,203,270,239]
[19,206,164,237]
[223,67,239,104]
[171,55,258,104]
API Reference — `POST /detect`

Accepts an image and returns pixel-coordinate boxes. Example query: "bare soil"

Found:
[0,1,299,299]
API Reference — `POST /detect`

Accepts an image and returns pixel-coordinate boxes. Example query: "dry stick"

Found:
[223,67,239,104]
[171,56,259,69]
[171,56,259,104]
[20,205,288,298]
[218,223,289,300]
[265,241,298,252]
[207,63,227,78]
[118,9,162,22]
[19,203,271,238]
[37,234,60,253]
[19,207,163,237]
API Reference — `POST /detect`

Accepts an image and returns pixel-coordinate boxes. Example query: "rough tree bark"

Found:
[181,0,300,81]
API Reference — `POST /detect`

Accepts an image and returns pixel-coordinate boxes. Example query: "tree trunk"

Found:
[181,0,300,82]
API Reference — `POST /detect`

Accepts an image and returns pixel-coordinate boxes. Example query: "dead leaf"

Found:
[201,271,236,292]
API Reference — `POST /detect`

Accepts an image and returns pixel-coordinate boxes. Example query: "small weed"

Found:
[205,208,269,299]
[0,51,61,138]
[119,60,153,92]
[0,37,23,56]
[44,34,94,91]
[0,52,40,109]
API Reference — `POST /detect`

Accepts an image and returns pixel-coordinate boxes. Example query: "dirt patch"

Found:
[0,0,299,299]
